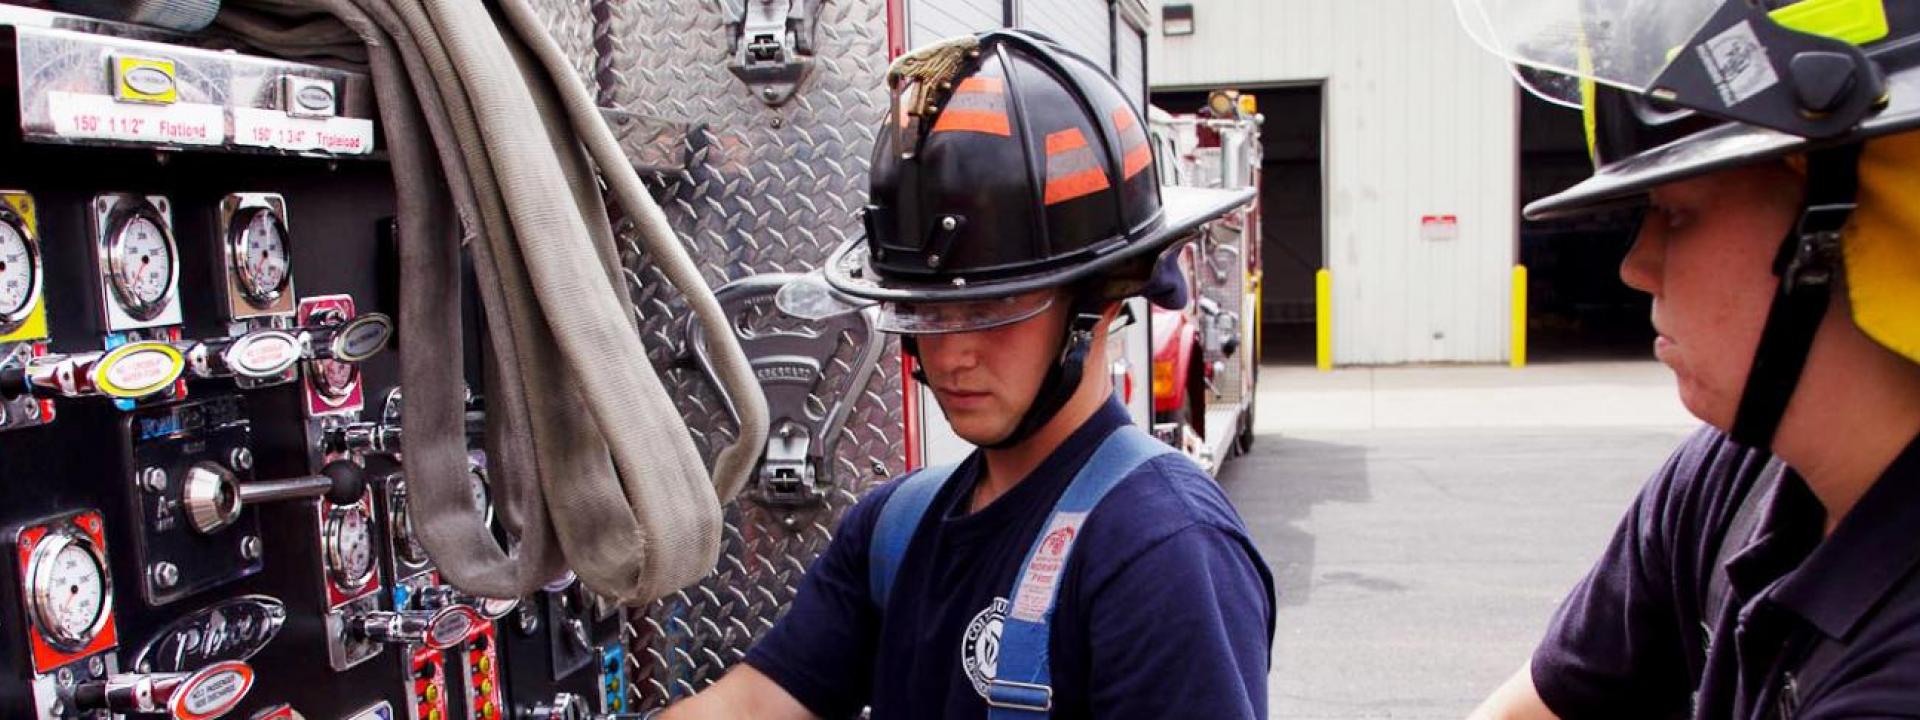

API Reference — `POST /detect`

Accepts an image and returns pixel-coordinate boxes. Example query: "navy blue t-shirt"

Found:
[1534,426,1920,719]
[744,399,1276,718]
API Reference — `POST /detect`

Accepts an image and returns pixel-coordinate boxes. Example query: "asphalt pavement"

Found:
[1218,361,1699,718]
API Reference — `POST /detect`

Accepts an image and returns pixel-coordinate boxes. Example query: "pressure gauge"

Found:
[105,202,178,321]
[310,358,359,403]
[388,480,429,565]
[308,307,359,403]
[26,529,112,651]
[228,207,291,308]
[324,504,377,590]
[0,207,41,333]
[466,459,494,528]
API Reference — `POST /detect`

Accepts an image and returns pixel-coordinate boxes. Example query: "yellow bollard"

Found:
[1511,265,1528,369]
[1315,269,1332,372]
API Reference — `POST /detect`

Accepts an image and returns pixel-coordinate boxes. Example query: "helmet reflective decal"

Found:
[931,76,1011,137]
[1043,128,1111,205]
[1112,107,1152,180]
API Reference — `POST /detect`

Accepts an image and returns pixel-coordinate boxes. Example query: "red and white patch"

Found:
[1009,512,1087,623]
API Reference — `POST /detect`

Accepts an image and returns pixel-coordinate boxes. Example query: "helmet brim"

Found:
[1527,67,1920,221]
[824,185,1254,303]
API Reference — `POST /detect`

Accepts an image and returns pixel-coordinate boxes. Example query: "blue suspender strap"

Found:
[987,425,1174,719]
[868,463,959,609]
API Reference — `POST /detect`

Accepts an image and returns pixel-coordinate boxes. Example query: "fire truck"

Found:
[1138,92,1263,471]
[0,1,1251,719]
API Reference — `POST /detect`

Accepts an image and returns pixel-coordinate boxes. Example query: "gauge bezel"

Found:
[466,457,495,528]
[387,479,430,565]
[0,205,44,334]
[226,206,293,309]
[309,358,360,404]
[323,504,378,591]
[26,527,114,652]
[103,200,179,321]
[306,307,360,404]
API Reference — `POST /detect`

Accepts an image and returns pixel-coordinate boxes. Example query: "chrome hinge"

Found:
[723,0,819,106]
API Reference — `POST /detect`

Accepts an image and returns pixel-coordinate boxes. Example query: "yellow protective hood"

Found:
[1844,131,1920,365]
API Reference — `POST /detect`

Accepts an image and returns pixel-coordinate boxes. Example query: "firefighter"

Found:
[1456,2,1920,718]
[659,30,1275,719]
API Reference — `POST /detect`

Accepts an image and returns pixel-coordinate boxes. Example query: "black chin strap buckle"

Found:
[1779,203,1851,290]
[1057,313,1103,364]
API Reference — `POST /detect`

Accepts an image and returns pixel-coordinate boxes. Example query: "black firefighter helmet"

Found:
[821,29,1252,313]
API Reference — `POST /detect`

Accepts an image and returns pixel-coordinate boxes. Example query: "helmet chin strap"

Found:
[901,296,1105,451]
[1729,144,1862,449]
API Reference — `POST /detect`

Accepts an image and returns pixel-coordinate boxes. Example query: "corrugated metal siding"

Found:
[909,0,1002,49]
[1019,0,1114,70]
[1115,21,1146,110]
[1150,0,1517,365]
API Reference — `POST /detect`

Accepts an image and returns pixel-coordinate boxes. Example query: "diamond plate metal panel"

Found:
[522,0,600,99]
[596,0,898,709]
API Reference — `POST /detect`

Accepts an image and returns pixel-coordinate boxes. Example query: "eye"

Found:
[1647,204,1695,234]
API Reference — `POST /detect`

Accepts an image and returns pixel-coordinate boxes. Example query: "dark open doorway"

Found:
[1518,89,1653,361]
[1152,84,1324,365]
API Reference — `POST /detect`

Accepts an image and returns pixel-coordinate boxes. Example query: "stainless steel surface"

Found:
[688,274,883,508]
[182,462,241,534]
[594,0,898,706]
[8,18,380,156]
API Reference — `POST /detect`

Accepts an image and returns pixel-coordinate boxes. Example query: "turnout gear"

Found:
[785,29,1250,448]
[1456,0,1920,448]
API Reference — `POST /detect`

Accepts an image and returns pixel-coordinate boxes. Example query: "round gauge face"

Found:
[32,537,107,648]
[310,359,358,402]
[0,217,38,321]
[326,506,375,588]
[232,209,290,305]
[390,486,429,564]
[466,464,493,526]
[112,213,175,316]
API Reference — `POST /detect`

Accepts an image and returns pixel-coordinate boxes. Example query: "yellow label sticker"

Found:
[114,56,179,105]
[0,192,47,343]
[93,342,184,399]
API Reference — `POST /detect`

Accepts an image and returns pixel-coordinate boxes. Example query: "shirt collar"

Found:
[944,397,1132,520]
[1768,431,1920,640]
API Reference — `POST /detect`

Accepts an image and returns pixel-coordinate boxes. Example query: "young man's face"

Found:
[1621,161,1806,430]
[916,291,1071,446]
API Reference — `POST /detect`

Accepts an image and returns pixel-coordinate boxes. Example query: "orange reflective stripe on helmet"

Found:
[1043,128,1111,205]
[931,76,1011,137]
[1112,107,1152,180]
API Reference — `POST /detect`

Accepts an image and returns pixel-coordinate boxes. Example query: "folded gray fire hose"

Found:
[215,0,770,604]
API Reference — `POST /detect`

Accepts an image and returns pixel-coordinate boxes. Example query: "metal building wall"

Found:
[1115,19,1146,109]
[908,0,1002,48]
[1150,0,1518,364]
[1019,0,1113,67]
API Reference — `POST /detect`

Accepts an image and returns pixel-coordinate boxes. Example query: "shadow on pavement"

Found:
[1216,434,1368,608]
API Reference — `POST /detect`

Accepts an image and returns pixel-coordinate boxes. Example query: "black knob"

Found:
[0,365,26,400]
[323,460,367,505]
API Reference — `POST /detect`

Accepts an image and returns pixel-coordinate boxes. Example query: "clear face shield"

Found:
[1453,0,1722,106]
[773,273,1058,335]
[1452,0,1889,139]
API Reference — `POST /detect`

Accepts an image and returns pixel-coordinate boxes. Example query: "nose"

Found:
[917,332,980,379]
[1620,213,1665,296]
